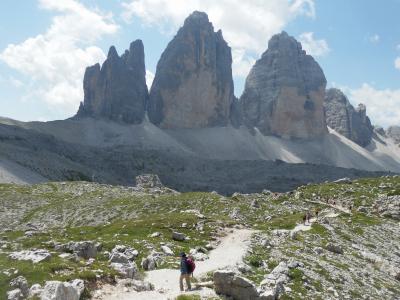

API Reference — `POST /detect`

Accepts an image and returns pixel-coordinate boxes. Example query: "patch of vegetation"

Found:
[175,295,202,300]
[309,223,329,237]
[287,269,307,296]
[267,212,304,230]
[349,213,381,226]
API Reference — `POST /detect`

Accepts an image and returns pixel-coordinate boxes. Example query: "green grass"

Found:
[1,177,400,299]
[266,212,304,230]
[309,223,329,237]
[175,295,202,300]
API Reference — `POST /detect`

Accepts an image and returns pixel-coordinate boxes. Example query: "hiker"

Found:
[302,214,307,225]
[306,211,312,225]
[179,252,192,292]
[315,208,320,220]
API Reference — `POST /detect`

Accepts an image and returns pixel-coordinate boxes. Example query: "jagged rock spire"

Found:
[147,11,235,129]
[76,40,148,124]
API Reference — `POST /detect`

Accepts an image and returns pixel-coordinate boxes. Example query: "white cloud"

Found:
[395,57,400,70]
[298,32,330,57]
[344,83,400,127]
[121,0,316,77]
[9,77,23,88]
[368,34,380,44]
[0,0,118,115]
[146,70,155,88]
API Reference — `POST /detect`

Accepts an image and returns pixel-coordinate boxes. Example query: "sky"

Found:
[0,0,399,128]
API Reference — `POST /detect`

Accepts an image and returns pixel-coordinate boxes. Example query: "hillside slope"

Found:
[0,118,393,193]
[0,176,399,299]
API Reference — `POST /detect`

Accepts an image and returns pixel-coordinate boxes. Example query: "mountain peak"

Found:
[107,46,118,59]
[184,11,210,25]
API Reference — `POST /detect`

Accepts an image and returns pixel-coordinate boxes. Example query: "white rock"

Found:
[172,232,186,241]
[161,245,174,256]
[29,284,43,298]
[41,280,84,300]
[110,262,138,279]
[7,289,23,300]
[150,232,161,238]
[9,249,51,263]
[10,276,29,297]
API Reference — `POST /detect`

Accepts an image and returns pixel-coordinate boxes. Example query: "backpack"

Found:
[186,258,196,274]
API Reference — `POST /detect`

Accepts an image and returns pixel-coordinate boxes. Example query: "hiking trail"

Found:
[94,228,254,300]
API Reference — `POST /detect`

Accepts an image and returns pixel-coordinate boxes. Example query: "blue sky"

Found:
[1,0,400,127]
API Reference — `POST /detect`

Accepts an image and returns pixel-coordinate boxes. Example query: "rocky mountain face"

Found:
[324,88,374,147]
[147,11,234,129]
[240,31,328,139]
[388,126,400,144]
[76,40,148,124]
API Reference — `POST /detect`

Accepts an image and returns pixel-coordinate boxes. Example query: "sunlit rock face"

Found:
[325,88,374,147]
[148,11,234,129]
[241,31,328,139]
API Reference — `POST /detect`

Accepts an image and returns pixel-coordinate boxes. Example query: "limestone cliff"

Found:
[76,40,148,124]
[148,11,234,129]
[240,31,327,139]
[324,88,374,147]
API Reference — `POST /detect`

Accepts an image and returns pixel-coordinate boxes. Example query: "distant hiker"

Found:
[302,214,307,225]
[306,211,312,225]
[179,252,192,292]
[315,208,320,220]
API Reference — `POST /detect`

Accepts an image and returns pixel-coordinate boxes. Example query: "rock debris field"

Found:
[0,174,400,299]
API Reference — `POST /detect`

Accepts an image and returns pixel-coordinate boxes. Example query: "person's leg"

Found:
[185,274,192,290]
[179,274,184,291]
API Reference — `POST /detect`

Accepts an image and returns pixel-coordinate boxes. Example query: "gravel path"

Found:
[95,229,254,300]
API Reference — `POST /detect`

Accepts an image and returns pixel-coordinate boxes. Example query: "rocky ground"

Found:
[0,175,399,299]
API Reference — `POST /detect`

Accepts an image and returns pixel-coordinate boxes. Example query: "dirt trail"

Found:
[95,229,254,300]
[291,210,340,234]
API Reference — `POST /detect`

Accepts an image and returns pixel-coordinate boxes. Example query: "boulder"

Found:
[214,270,260,300]
[59,241,101,259]
[241,31,327,139]
[324,88,374,147]
[161,245,174,256]
[76,40,148,124]
[261,262,289,286]
[172,231,186,241]
[117,279,154,292]
[41,280,84,300]
[189,248,209,261]
[9,276,29,297]
[135,174,163,189]
[6,289,23,300]
[110,245,138,261]
[109,252,130,264]
[9,249,51,263]
[326,242,344,254]
[258,262,289,299]
[29,284,43,298]
[148,11,235,129]
[110,261,138,279]
[141,252,162,271]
